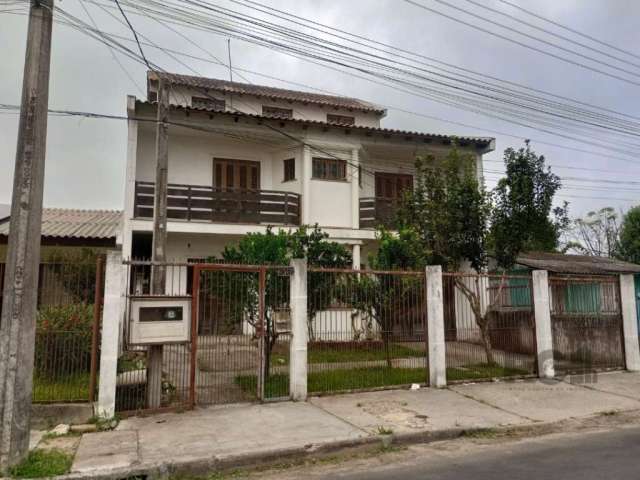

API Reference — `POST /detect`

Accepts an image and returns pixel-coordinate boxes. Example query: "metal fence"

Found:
[117,261,192,414]
[1,259,104,403]
[118,261,292,413]
[550,275,625,374]
[306,268,428,395]
[195,264,292,404]
[442,273,537,381]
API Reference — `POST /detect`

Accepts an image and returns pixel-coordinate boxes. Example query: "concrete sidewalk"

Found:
[67,372,640,479]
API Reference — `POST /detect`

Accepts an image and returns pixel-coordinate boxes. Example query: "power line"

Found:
[494,0,640,62]
[114,0,152,70]
[403,0,640,87]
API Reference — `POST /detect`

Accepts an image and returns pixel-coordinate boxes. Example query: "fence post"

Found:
[289,258,308,401]
[97,250,124,418]
[619,274,640,371]
[426,265,446,388]
[532,270,555,379]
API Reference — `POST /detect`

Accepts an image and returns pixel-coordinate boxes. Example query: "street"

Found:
[263,425,640,480]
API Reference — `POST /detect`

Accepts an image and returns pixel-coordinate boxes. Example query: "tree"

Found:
[490,140,569,267]
[619,206,640,264]
[565,207,621,257]
[380,142,566,366]
[208,225,351,379]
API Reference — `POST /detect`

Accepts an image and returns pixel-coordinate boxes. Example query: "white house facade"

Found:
[121,71,495,272]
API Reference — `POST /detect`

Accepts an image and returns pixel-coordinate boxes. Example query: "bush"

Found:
[35,304,94,378]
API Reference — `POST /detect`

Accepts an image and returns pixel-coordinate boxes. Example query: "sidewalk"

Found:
[64,371,640,479]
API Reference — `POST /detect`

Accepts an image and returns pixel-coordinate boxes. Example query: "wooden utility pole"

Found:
[148,77,170,408]
[0,0,54,471]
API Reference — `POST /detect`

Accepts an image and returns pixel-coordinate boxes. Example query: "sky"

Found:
[1,0,640,218]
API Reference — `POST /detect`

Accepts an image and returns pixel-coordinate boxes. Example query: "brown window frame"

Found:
[212,158,261,191]
[283,158,296,182]
[262,105,293,119]
[312,157,347,181]
[327,113,355,125]
[192,96,225,111]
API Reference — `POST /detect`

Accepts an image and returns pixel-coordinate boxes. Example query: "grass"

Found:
[446,364,529,381]
[270,343,425,366]
[460,428,500,439]
[32,373,90,402]
[236,363,529,398]
[9,449,73,478]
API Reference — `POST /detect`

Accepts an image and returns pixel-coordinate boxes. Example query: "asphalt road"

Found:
[267,426,640,480]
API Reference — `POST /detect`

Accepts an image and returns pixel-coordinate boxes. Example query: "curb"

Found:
[44,422,558,480]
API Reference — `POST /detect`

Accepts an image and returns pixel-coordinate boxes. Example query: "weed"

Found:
[376,426,393,435]
[460,428,499,439]
[9,449,72,478]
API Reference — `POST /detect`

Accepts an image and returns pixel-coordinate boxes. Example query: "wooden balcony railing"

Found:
[359,197,400,229]
[134,182,301,225]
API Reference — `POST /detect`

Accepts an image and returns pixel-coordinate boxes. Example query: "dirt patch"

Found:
[359,400,429,430]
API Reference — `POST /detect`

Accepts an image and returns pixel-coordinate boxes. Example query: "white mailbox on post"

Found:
[129,296,192,345]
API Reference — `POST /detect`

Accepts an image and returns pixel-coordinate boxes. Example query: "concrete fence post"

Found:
[619,274,640,371]
[97,250,124,418]
[532,270,555,379]
[426,265,446,388]
[289,258,308,401]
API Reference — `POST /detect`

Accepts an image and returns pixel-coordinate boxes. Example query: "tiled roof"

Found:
[148,71,386,114]
[0,208,122,240]
[517,252,640,275]
[135,100,495,148]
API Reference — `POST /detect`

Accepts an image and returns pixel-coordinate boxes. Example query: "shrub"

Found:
[34,304,94,378]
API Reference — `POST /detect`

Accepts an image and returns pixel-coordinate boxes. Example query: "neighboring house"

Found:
[514,252,640,315]
[0,208,122,248]
[121,71,495,269]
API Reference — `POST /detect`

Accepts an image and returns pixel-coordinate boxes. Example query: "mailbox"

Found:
[129,296,191,345]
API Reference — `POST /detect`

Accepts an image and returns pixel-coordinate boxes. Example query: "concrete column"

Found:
[620,274,640,371]
[426,265,446,388]
[532,270,555,379]
[301,145,312,225]
[351,148,360,229]
[352,244,361,270]
[289,258,308,401]
[97,250,124,418]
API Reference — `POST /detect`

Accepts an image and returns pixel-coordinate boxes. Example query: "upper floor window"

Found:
[192,96,225,111]
[263,105,293,119]
[327,113,355,125]
[283,158,295,182]
[312,157,347,181]
[148,91,158,103]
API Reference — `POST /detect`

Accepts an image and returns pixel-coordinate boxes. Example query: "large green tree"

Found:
[490,141,569,267]
[619,206,640,264]
[372,142,566,365]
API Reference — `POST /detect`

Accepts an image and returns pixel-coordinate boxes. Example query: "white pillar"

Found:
[351,148,360,229]
[97,250,124,418]
[301,146,312,225]
[426,265,446,387]
[620,274,640,371]
[289,258,308,400]
[532,270,555,379]
[352,244,361,270]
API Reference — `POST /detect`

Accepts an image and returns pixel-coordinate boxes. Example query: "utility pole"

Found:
[148,77,169,409]
[0,0,54,471]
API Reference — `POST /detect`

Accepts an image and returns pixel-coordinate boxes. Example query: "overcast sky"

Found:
[1,0,639,218]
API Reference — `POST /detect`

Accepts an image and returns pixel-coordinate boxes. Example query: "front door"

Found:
[213,158,260,191]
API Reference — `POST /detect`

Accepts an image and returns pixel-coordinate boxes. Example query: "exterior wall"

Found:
[168,86,382,128]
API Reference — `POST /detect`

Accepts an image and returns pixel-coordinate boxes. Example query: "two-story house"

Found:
[121,71,494,271]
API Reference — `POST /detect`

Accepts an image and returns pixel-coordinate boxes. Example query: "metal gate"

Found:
[192,264,292,405]
[550,275,625,374]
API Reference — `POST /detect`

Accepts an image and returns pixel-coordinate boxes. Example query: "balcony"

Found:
[359,197,400,229]
[134,181,301,225]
